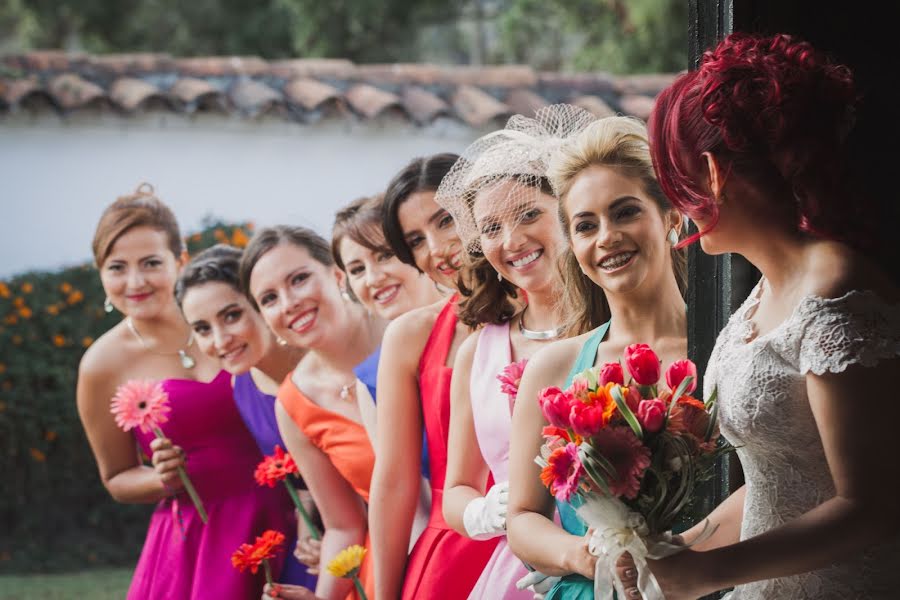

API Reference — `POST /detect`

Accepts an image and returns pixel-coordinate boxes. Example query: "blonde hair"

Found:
[547,117,687,337]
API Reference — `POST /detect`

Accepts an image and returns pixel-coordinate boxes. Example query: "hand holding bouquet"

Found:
[535,345,728,600]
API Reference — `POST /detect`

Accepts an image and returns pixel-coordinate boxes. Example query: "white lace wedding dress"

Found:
[704,279,900,599]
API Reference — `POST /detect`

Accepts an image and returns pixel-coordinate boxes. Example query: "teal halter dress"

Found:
[544,321,611,600]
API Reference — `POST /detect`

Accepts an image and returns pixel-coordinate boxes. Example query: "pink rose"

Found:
[636,398,666,433]
[569,401,605,438]
[665,359,697,394]
[598,362,625,386]
[624,344,661,386]
[538,386,575,429]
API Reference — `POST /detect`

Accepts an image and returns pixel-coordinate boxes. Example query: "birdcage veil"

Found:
[435,104,597,255]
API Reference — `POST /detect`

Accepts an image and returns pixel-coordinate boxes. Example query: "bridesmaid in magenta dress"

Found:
[175,244,318,589]
[76,186,295,599]
[368,156,499,600]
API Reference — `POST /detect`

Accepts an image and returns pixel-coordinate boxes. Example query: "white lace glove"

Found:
[462,480,508,540]
[516,570,561,600]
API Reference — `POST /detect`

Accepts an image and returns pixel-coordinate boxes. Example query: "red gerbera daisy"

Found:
[231,530,286,574]
[254,445,299,487]
[591,426,651,499]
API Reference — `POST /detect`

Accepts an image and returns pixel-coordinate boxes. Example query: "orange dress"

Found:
[278,377,375,600]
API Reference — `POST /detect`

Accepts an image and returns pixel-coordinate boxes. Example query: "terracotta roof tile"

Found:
[400,86,449,124]
[109,77,169,111]
[504,88,548,118]
[452,85,510,127]
[618,93,656,120]
[0,51,678,128]
[345,83,403,119]
[571,95,616,118]
[228,78,283,117]
[48,73,107,110]
[284,77,341,111]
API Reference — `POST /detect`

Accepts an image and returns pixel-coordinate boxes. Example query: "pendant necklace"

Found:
[518,312,564,341]
[126,317,196,369]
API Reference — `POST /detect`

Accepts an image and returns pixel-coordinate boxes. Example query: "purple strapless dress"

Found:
[127,371,296,599]
[233,372,318,588]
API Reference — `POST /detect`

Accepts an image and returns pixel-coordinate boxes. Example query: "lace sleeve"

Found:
[796,291,900,375]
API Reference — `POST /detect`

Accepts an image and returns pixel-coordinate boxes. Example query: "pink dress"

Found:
[127,371,296,599]
[467,322,532,600]
[401,299,500,599]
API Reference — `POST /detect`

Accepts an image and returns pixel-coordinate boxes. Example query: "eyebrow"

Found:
[216,302,240,318]
[608,196,641,211]
[107,253,161,263]
[477,201,535,226]
[426,207,449,225]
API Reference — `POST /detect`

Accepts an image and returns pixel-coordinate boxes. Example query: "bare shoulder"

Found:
[78,323,133,382]
[382,301,443,364]
[522,333,589,390]
[804,242,899,302]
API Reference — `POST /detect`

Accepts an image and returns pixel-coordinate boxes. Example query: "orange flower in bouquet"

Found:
[110,380,208,523]
[534,344,730,600]
[254,445,320,540]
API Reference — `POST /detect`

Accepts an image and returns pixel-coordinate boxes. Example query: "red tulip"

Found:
[665,360,697,394]
[598,362,625,386]
[636,399,666,433]
[569,401,606,437]
[624,344,661,386]
[538,386,575,428]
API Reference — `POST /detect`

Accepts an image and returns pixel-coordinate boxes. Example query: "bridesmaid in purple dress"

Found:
[176,244,319,589]
[76,185,295,599]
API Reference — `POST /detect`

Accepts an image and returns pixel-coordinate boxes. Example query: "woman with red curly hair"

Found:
[615,33,900,600]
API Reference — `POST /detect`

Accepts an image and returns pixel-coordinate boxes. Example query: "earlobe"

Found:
[701,152,725,204]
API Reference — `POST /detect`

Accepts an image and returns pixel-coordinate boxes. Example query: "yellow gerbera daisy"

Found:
[327,544,367,578]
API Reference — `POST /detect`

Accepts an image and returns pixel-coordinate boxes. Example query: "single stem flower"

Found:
[327,544,368,600]
[255,446,320,540]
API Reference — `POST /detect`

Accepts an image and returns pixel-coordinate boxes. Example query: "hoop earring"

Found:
[104,297,114,313]
[667,228,679,247]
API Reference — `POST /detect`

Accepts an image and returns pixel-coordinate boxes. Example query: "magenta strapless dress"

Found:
[127,371,296,599]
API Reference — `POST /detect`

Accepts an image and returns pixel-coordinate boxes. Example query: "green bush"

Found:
[0,219,254,574]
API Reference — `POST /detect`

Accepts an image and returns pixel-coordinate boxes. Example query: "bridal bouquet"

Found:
[536,345,727,600]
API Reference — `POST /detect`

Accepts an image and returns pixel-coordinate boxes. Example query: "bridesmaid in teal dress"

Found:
[506,116,688,599]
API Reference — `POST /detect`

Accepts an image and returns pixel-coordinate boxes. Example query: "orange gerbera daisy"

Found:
[231,530,286,575]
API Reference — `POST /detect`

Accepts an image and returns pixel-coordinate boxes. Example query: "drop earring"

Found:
[276,337,288,346]
[667,228,679,247]
[104,296,114,313]
[497,272,502,282]
[341,289,352,302]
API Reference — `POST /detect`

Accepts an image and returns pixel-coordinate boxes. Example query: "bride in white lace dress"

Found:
[615,33,900,599]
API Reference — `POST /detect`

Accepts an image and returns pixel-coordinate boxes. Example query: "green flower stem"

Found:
[352,575,368,600]
[283,480,320,541]
[153,427,208,524]
[263,558,274,587]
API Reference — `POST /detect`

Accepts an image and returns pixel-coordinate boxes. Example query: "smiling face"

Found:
[472,180,566,295]
[396,190,463,289]
[180,281,271,374]
[563,165,678,298]
[338,236,436,320]
[99,226,184,319]
[248,242,346,349]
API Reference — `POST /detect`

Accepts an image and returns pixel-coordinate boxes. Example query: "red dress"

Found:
[401,299,500,600]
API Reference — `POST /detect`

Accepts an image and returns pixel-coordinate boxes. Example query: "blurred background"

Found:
[0,1,685,596]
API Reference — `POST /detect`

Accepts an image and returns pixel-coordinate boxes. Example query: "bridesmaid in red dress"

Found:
[369,155,500,599]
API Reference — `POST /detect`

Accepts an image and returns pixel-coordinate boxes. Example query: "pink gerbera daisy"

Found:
[539,442,584,502]
[592,426,651,499]
[497,358,528,401]
[110,379,171,434]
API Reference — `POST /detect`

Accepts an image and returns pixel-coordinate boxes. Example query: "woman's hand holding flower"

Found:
[149,436,185,491]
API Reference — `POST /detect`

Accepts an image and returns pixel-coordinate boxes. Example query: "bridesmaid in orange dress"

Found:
[240,226,384,600]
[369,155,500,599]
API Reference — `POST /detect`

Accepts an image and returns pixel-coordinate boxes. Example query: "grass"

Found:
[0,568,133,600]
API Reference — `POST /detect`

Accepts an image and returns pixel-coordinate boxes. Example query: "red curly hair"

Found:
[649,33,862,247]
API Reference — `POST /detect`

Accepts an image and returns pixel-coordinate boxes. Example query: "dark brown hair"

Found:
[454,177,556,328]
[174,244,242,308]
[239,225,333,308]
[381,153,459,269]
[91,183,183,266]
[331,195,390,272]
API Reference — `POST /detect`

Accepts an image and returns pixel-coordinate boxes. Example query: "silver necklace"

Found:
[517,313,564,341]
[126,317,196,369]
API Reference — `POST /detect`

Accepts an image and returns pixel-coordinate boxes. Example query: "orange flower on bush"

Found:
[0,363,6,374]
[30,448,46,462]
[82,337,94,348]
[45,430,58,442]
[60,282,72,294]
[21,283,33,294]
[231,228,250,247]
[12,334,22,345]
[52,334,66,347]
[18,307,32,319]
[231,529,286,585]
[13,297,24,308]
[4,315,18,325]
[47,305,59,316]
[67,290,84,305]
[0,282,9,298]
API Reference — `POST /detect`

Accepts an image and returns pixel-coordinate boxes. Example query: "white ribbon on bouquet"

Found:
[576,495,716,600]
